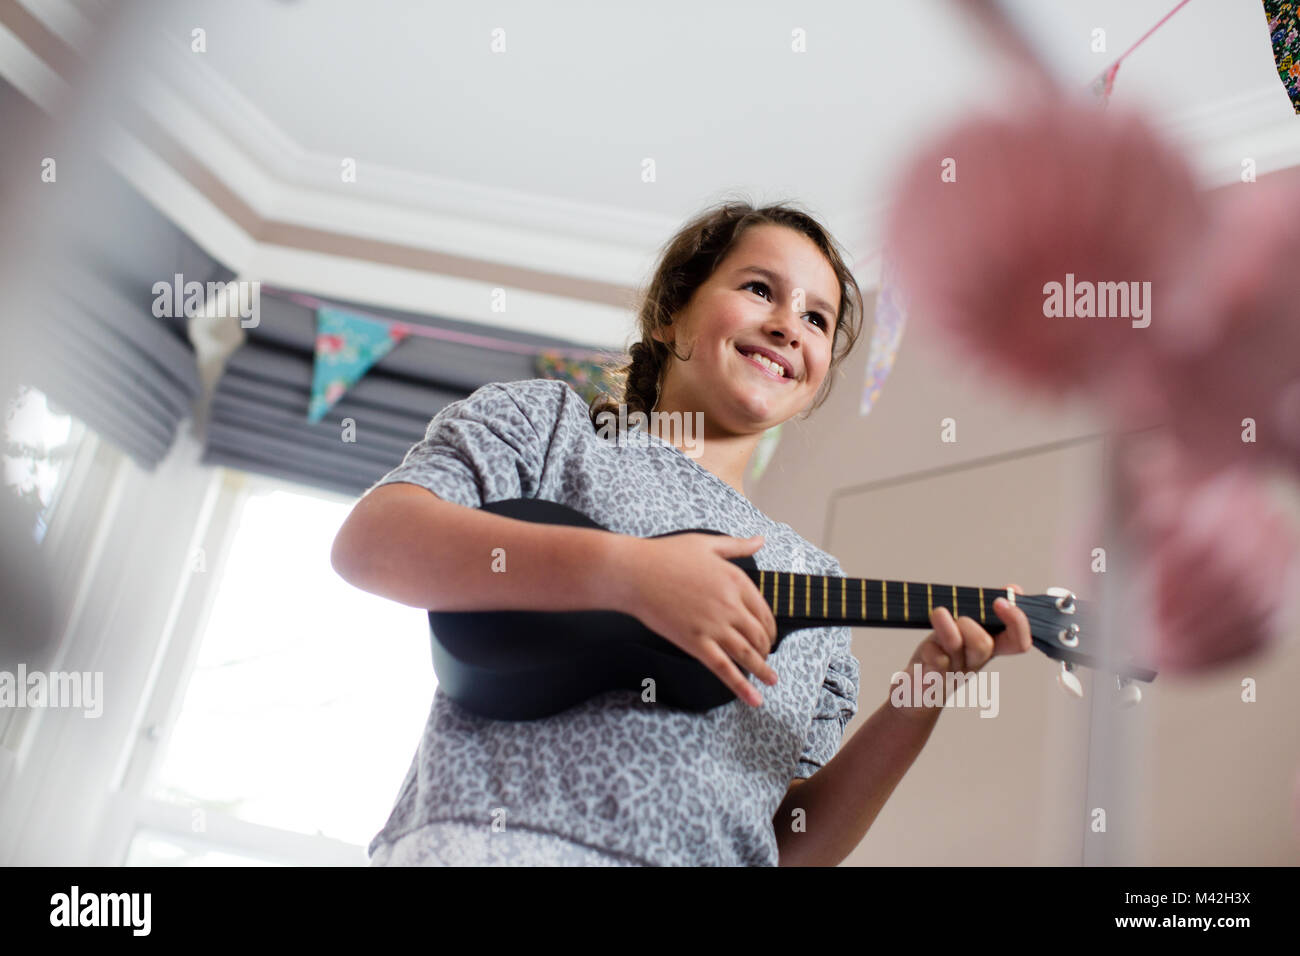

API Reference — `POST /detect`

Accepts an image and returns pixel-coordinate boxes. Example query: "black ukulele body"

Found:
[427,497,788,721]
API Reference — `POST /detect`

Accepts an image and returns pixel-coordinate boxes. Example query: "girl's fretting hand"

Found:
[613,532,779,707]
[896,582,1034,719]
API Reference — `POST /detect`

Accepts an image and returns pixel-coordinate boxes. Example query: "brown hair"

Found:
[588,196,864,429]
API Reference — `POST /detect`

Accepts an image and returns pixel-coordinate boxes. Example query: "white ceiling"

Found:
[139,0,1294,212]
[13,0,1300,348]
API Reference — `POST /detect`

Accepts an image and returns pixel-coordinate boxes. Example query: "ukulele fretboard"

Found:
[747,571,1014,631]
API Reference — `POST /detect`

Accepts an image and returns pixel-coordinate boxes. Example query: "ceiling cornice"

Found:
[4,0,1297,351]
[1,0,667,348]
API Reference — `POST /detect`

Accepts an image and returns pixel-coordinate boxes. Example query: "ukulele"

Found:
[426,497,1157,721]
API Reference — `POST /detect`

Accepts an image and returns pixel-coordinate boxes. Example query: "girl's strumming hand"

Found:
[612,532,779,707]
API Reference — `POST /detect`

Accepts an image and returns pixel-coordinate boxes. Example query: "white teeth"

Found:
[742,350,786,377]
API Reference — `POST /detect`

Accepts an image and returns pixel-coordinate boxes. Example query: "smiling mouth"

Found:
[736,346,794,383]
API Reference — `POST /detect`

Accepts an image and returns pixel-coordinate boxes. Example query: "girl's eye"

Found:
[742,280,828,331]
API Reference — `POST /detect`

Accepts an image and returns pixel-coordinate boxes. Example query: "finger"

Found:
[954,615,996,671]
[728,590,772,662]
[731,600,769,658]
[713,534,765,557]
[1006,583,1025,595]
[920,637,951,673]
[738,576,777,653]
[704,644,763,706]
[928,606,965,672]
[992,595,1033,654]
[722,627,779,687]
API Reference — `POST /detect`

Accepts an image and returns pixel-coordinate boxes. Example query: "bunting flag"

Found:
[531,346,785,485]
[1091,61,1121,108]
[747,423,783,484]
[1088,0,1193,109]
[859,251,908,416]
[533,349,620,407]
[307,307,409,423]
[1264,0,1300,113]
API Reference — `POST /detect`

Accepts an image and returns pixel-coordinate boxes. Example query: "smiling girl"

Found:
[332,199,1033,867]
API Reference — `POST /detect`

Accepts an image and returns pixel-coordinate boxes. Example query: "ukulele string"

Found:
[770,583,1148,665]
[759,582,1152,677]
[766,582,1093,637]
[767,579,1048,624]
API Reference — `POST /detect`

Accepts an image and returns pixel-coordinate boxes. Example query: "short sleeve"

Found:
[792,628,860,779]
[792,555,861,780]
[364,382,548,509]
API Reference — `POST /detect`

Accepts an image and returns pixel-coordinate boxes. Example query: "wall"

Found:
[751,287,1300,865]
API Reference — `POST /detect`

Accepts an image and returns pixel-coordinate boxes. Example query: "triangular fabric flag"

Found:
[1091,60,1121,108]
[307,307,408,423]
[534,349,620,407]
[747,423,783,484]
[860,251,908,416]
[1263,0,1300,114]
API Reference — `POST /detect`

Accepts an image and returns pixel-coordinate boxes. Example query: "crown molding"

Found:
[5,0,1297,349]
[1152,83,1300,186]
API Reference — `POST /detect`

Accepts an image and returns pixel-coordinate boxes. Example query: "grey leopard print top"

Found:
[363,378,860,866]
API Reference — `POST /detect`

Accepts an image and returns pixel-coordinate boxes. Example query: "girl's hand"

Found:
[898,583,1033,716]
[612,532,779,707]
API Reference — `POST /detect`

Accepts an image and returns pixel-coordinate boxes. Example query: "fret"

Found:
[753,574,1012,629]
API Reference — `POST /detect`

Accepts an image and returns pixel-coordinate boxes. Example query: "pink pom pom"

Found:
[884,94,1204,402]
[1131,176,1300,474]
[1117,433,1300,674]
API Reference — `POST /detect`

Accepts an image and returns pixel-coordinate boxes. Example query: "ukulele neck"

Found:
[745,570,1014,631]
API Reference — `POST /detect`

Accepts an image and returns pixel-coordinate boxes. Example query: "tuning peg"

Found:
[1056,661,1083,699]
[1115,676,1142,707]
[1045,586,1077,614]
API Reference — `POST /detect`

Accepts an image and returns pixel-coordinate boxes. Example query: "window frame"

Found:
[105,468,378,867]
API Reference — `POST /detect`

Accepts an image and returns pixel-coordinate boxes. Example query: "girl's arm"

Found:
[333,482,778,703]
[774,701,941,866]
[775,595,1033,866]
[331,482,636,613]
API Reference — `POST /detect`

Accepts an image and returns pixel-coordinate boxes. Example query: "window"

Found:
[2,384,85,546]
[123,480,435,865]
[124,831,283,867]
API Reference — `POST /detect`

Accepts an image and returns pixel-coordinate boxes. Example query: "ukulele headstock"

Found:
[1016,586,1157,706]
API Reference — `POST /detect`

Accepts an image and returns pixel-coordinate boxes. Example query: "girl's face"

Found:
[656,224,841,435]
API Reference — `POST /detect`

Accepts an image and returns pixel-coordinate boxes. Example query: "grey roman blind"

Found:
[2,74,232,472]
[28,262,207,471]
[200,292,610,499]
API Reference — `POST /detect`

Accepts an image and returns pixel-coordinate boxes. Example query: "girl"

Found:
[332,199,1033,866]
